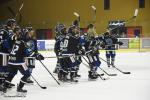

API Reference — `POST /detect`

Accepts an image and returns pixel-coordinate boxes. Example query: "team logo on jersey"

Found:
[105,38,113,45]
[26,40,35,50]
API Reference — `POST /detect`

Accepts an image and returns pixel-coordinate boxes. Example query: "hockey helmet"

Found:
[6,19,17,27]
[54,23,66,35]
[72,20,79,27]
[87,23,94,29]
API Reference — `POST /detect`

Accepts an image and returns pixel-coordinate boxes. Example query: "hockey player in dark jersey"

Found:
[5,19,18,50]
[83,24,103,80]
[24,26,44,84]
[0,19,17,91]
[0,26,9,91]
[53,23,65,74]
[55,24,81,82]
[67,20,82,78]
[101,28,123,67]
[2,26,33,93]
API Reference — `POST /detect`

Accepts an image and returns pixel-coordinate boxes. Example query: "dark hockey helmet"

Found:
[13,26,22,40]
[26,26,33,32]
[6,19,17,27]
[87,23,94,29]
[72,20,79,27]
[54,23,66,35]
[13,26,21,33]
[68,25,80,36]
[104,32,110,38]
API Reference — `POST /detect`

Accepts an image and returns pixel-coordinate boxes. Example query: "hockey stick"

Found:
[99,56,131,74]
[107,9,138,33]
[7,7,16,17]
[30,75,47,89]
[73,12,81,36]
[44,54,83,59]
[91,5,96,24]
[14,2,24,19]
[98,67,117,76]
[39,60,60,85]
[74,12,80,22]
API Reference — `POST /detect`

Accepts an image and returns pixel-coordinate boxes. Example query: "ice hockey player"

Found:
[0,19,17,91]
[2,26,33,93]
[5,19,18,50]
[0,24,9,91]
[53,23,64,74]
[83,24,103,80]
[55,23,80,82]
[101,28,123,67]
[67,20,82,78]
[23,26,44,84]
[87,23,98,37]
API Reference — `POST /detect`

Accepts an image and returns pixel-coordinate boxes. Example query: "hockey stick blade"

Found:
[134,9,138,17]
[123,71,131,74]
[106,73,117,76]
[114,66,131,74]
[99,57,131,75]
[98,67,117,76]
[31,75,47,89]
[41,86,47,89]
[98,75,108,80]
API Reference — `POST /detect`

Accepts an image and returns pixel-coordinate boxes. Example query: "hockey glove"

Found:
[117,41,123,45]
[36,53,44,60]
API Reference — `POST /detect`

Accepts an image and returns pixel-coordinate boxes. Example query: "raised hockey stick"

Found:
[74,12,80,22]
[108,9,139,33]
[99,56,131,74]
[39,60,60,85]
[7,7,16,17]
[14,2,24,19]
[30,75,47,89]
[91,5,96,24]
[73,12,81,36]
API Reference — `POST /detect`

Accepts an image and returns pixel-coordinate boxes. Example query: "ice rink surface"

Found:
[1,51,150,100]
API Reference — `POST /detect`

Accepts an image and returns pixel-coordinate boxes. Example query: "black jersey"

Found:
[57,35,80,55]
[101,34,118,50]
[8,40,29,64]
[0,29,10,53]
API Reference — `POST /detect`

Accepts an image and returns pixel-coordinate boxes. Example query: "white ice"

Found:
[1,51,150,100]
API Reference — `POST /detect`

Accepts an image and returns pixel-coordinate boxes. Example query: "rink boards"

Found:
[37,38,150,52]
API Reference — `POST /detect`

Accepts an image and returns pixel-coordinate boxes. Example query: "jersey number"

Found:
[11,45,19,55]
[60,39,68,48]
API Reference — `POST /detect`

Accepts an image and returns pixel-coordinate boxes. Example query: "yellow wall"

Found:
[0,0,150,37]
